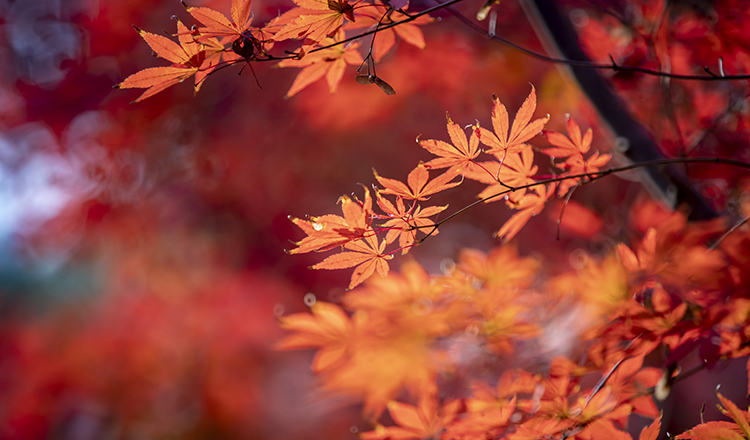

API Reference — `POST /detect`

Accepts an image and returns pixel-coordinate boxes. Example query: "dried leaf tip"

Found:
[445,111,453,124]
[132,25,143,34]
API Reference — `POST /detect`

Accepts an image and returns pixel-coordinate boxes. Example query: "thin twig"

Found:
[443,4,750,81]
[413,156,750,243]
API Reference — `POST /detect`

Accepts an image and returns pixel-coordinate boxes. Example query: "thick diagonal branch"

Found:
[520,0,717,220]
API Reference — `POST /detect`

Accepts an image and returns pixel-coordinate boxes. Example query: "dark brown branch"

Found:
[520,0,718,221]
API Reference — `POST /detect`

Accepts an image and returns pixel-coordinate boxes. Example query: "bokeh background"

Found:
[0,0,747,438]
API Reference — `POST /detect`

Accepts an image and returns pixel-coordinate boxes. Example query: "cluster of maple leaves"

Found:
[117,0,432,101]
[112,0,750,438]
[288,87,610,289]
[281,90,750,439]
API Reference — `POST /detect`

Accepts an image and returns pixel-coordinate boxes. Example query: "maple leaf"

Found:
[454,246,539,290]
[375,191,447,254]
[468,146,538,203]
[676,394,750,440]
[638,414,663,440]
[287,187,374,254]
[275,301,353,372]
[676,421,746,440]
[342,260,449,332]
[116,21,204,102]
[312,232,393,289]
[194,36,243,88]
[477,299,540,354]
[359,392,463,440]
[345,5,433,61]
[599,355,661,418]
[420,113,480,175]
[542,116,593,168]
[183,0,254,40]
[374,162,462,201]
[541,117,611,196]
[476,86,549,161]
[495,183,554,242]
[716,393,750,438]
[321,263,453,419]
[616,228,666,282]
[447,396,516,440]
[276,30,362,97]
[269,0,358,49]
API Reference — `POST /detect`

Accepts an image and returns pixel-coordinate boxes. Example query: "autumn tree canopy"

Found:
[0,0,749,439]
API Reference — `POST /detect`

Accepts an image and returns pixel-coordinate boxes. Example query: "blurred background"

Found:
[0,0,747,438]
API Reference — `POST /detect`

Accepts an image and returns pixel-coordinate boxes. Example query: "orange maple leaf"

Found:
[193,36,243,88]
[183,0,254,40]
[616,228,664,277]
[374,162,462,201]
[454,246,539,290]
[376,191,447,254]
[312,232,393,289]
[276,30,362,97]
[360,392,463,440]
[420,113,480,175]
[116,21,204,102]
[495,183,554,242]
[476,86,549,162]
[275,301,353,372]
[638,414,662,440]
[676,393,750,440]
[447,396,516,440]
[345,5,432,61]
[468,146,538,203]
[270,0,358,48]
[288,187,374,254]
[541,117,611,195]
[542,116,593,168]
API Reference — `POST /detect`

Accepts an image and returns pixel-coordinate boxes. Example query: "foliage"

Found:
[2,0,750,439]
